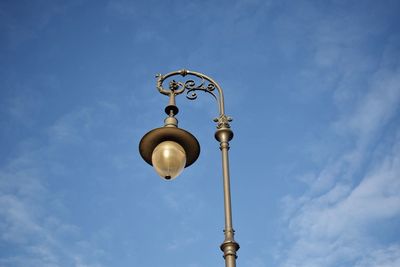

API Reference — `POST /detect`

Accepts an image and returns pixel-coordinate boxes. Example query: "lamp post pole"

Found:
[139,69,239,267]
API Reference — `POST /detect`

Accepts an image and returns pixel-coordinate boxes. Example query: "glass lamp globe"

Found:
[151,140,186,180]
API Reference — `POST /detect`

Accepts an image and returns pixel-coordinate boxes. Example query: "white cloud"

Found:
[0,106,107,267]
[334,68,400,144]
[355,245,400,267]
[48,107,92,144]
[279,110,400,265]
[277,20,400,267]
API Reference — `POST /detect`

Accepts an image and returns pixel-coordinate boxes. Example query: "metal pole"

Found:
[215,124,239,267]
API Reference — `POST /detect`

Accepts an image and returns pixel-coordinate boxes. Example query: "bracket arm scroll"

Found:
[156,69,229,123]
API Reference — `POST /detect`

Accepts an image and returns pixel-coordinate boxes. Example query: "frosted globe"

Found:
[151,141,186,180]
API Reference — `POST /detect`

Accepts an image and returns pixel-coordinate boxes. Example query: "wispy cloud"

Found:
[280,133,400,263]
[276,13,400,267]
[0,106,107,267]
[354,245,400,267]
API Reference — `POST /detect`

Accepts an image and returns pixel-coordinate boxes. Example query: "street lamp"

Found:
[139,69,240,267]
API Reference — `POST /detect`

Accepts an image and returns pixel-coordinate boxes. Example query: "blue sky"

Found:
[1,0,400,266]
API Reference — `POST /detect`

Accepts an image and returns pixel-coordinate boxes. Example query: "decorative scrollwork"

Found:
[214,115,233,129]
[156,69,227,121]
[169,80,184,91]
[184,77,217,101]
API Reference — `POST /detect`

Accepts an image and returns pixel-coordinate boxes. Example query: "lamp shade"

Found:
[139,127,200,177]
[151,141,186,180]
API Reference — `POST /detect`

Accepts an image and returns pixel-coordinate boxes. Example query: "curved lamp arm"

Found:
[156,69,232,130]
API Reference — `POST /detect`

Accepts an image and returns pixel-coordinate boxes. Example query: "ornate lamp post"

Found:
[139,69,240,267]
